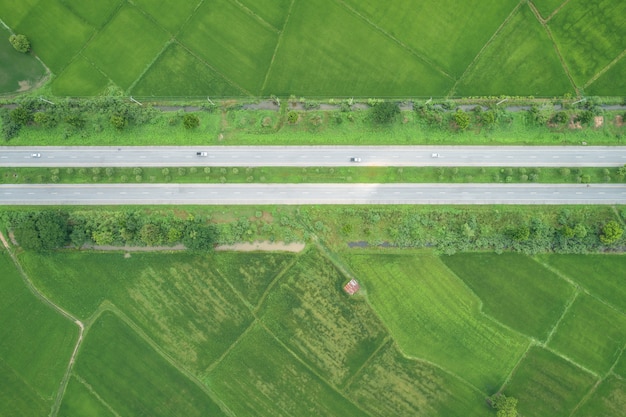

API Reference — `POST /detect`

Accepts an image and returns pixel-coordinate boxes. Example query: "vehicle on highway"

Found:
[431,153,440,158]
[31,153,41,158]
[196,151,207,157]
[350,157,362,162]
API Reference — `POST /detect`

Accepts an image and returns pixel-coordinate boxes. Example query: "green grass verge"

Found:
[81,4,169,89]
[343,251,529,391]
[343,0,518,77]
[178,0,278,93]
[0,25,46,94]
[18,251,254,373]
[258,248,387,386]
[15,0,94,73]
[57,375,116,417]
[457,4,573,96]
[504,346,598,417]
[572,376,626,417]
[549,0,626,86]
[537,254,626,314]
[131,42,244,97]
[614,352,626,378]
[264,0,452,97]
[61,0,121,29]
[206,323,366,416]
[70,312,228,417]
[548,294,626,375]
[0,0,39,28]
[0,250,77,409]
[51,55,109,96]
[345,340,488,417]
[441,252,575,341]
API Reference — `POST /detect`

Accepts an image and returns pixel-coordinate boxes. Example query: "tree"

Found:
[600,220,623,245]
[454,109,470,130]
[10,106,33,126]
[110,114,128,130]
[512,225,530,242]
[9,34,30,53]
[183,113,200,129]
[10,211,68,251]
[370,102,400,124]
[488,393,519,417]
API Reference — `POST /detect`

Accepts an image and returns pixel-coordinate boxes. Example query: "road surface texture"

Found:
[2,146,626,167]
[1,183,624,205]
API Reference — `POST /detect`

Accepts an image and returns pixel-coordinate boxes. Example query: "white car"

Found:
[431,153,440,158]
[31,153,41,158]
[196,151,207,157]
[350,157,362,162]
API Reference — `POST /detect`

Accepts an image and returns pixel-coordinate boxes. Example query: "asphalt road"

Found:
[2,146,626,167]
[1,183,624,205]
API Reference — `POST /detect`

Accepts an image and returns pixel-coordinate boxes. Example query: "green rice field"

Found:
[1,0,624,96]
[3,242,626,416]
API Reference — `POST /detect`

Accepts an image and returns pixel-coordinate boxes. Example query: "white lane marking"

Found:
[3,192,11,194]
[599,192,605,195]
[598,156,605,159]
[70,156,77,159]
[187,191,195,194]
[302,191,309,194]
[0,156,7,159]
[324,155,330,158]
[234,191,240,194]
[553,192,559,194]
[576,192,582,194]
[142,192,149,194]
[506,156,513,159]
[393,155,400,158]
[97,192,103,195]
[552,156,559,158]
[28,192,35,195]
[255,155,261,158]
[575,155,582,159]
[139,156,147,159]
[530,156,537,159]
[394,191,400,194]
[120,192,127,195]
[51,192,57,195]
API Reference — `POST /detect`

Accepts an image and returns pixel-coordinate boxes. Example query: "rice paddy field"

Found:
[1,0,624,96]
[4,243,625,416]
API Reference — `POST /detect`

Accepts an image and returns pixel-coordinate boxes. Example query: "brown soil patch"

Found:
[616,115,624,127]
[594,116,604,128]
[17,80,31,92]
[568,117,582,129]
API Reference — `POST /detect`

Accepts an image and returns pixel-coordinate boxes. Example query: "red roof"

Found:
[344,279,360,295]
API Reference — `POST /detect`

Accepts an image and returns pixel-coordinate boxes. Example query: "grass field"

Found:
[456,4,573,96]
[572,376,626,417]
[0,26,46,94]
[537,254,626,314]
[615,352,626,378]
[345,340,488,417]
[57,375,116,417]
[66,312,228,417]
[549,0,626,87]
[206,323,367,416]
[50,55,109,96]
[547,294,626,375]
[258,248,387,386]
[0,250,77,415]
[586,55,626,96]
[503,346,598,417]
[441,252,575,341]
[2,0,624,96]
[343,251,530,391]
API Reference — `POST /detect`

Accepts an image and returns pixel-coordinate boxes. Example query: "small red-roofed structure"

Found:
[344,279,360,295]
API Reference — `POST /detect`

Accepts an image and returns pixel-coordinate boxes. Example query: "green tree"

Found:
[454,109,470,130]
[512,225,530,242]
[9,34,30,53]
[600,220,623,245]
[10,106,32,126]
[110,114,128,130]
[139,223,162,246]
[370,102,400,124]
[488,393,519,417]
[183,113,200,129]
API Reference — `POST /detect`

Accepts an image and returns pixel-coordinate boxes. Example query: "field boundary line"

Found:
[0,356,48,403]
[72,374,122,417]
[334,0,454,81]
[204,319,257,375]
[260,0,295,94]
[533,258,626,321]
[527,1,579,95]
[127,38,174,93]
[568,377,601,417]
[175,41,252,96]
[93,303,236,416]
[253,252,301,314]
[608,346,625,380]
[584,49,626,89]
[497,340,535,392]
[341,336,391,391]
[257,321,377,417]
[544,0,572,23]
[448,0,525,96]
[228,0,280,33]
[543,345,600,378]
[544,289,579,345]
[0,232,86,417]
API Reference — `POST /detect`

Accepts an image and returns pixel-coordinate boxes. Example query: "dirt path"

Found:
[215,241,305,252]
[0,232,85,417]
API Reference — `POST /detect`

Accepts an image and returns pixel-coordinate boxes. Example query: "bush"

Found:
[183,113,200,129]
[600,221,623,245]
[9,34,30,53]
[454,110,470,130]
[110,114,127,130]
[10,107,33,126]
[370,102,400,124]
[287,111,298,124]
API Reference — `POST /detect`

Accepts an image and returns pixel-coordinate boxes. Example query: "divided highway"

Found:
[2,146,626,167]
[1,184,624,205]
